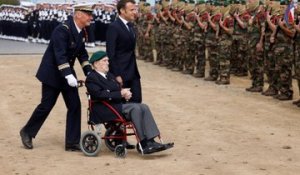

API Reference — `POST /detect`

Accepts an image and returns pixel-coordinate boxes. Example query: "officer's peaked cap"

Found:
[74,4,93,13]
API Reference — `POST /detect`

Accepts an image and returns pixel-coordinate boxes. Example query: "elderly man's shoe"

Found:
[65,144,81,152]
[20,128,33,149]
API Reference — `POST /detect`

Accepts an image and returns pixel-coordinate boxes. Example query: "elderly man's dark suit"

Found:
[85,70,160,141]
[22,16,92,145]
[106,17,142,103]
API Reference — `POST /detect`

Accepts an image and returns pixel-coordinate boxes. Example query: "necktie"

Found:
[127,22,135,38]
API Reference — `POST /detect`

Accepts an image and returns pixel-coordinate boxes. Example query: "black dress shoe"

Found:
[162,142,174,149]
[142,145,162,154]
[65,144,81,152]
[20,128,33,149]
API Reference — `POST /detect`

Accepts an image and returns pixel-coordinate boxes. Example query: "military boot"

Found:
[235,71,248,77]
[215,76,230,85]
[292,99,300,105]
[275,94,293,101]
[153,60,162,65]
[204,76,217,81]
[166,64,174,69]
[182,69,193,74]
[245,86,263,92]
[262,87,278,96]
[193,72,205,78]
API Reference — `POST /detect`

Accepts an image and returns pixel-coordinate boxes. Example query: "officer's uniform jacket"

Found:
[36,16,92,89]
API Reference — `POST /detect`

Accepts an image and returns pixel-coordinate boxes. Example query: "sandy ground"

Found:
[0,55,300,175]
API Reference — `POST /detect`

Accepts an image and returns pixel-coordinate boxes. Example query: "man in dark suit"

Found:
[20,4,93,151]
[85,51,173,154]
[106,0,142,103]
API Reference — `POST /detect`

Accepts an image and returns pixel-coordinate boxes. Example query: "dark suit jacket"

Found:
[36,17,92,89]
[85,70,123,124]
[106,17,140,81]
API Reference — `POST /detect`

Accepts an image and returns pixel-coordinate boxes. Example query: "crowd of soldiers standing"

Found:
[0,3,117,47]
[135,0,300,107]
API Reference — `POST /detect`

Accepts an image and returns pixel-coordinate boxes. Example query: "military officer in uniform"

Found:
[19,4,93,151]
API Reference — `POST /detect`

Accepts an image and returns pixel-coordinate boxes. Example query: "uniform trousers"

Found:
[123,78,142,103]
[23,83,81,145]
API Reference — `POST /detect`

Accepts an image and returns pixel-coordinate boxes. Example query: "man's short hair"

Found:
[117,0,136,14]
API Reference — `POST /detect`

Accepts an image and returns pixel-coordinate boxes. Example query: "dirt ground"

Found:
[0,55,300,175]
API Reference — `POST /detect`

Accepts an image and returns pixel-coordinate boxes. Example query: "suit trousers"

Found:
[123,78,142,103]
[23,83,81,144]
[122,103,160,141]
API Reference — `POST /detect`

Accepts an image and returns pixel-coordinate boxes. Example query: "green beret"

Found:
[89,51,107,63]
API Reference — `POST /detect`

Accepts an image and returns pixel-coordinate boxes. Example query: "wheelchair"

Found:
[78,81,170,157]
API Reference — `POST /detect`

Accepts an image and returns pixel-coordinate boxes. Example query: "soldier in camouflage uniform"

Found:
[136,0,146,60]
[181,1,197,74]
[214,0,234,85]
[232,0,249,77]
[272,1,295,100]
[169,0,185,71]
[292,1,300,106]
[143,3,155,62]
[153,1,162,64]
[245,0,265,92]
[263,0,280,96]
[192,0,208,78]
[159,0,173,67]
[205,1,221,81]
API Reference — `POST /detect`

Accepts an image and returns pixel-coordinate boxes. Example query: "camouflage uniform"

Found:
[204,5,220,81]
[232,3,249,76]
[136,7,147,60]
[167,3,183,70]
[262,2,280,96]
[273,25,294,100]
[191,3,207,77]
[182,3,196,74]
[143,4,155,62]
[293,4,300,106]
[159,1,173,67]
[216,4,234,85]
[246,3,265,92]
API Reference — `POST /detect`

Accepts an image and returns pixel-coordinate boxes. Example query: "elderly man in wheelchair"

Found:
[82,51,173,157]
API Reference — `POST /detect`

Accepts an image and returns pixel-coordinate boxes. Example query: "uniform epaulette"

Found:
[62,24,69,30]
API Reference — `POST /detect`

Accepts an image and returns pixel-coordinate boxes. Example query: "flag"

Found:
[284,1,296,25]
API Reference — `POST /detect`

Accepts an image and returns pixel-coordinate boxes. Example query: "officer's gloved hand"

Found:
[65,74,78,87]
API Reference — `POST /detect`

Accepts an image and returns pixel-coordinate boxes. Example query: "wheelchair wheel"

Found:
[104,127,123,152]
[80,131,101,157]
[115,144,127,158]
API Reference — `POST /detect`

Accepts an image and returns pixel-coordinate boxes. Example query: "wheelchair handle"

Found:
[77,80,85,88]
